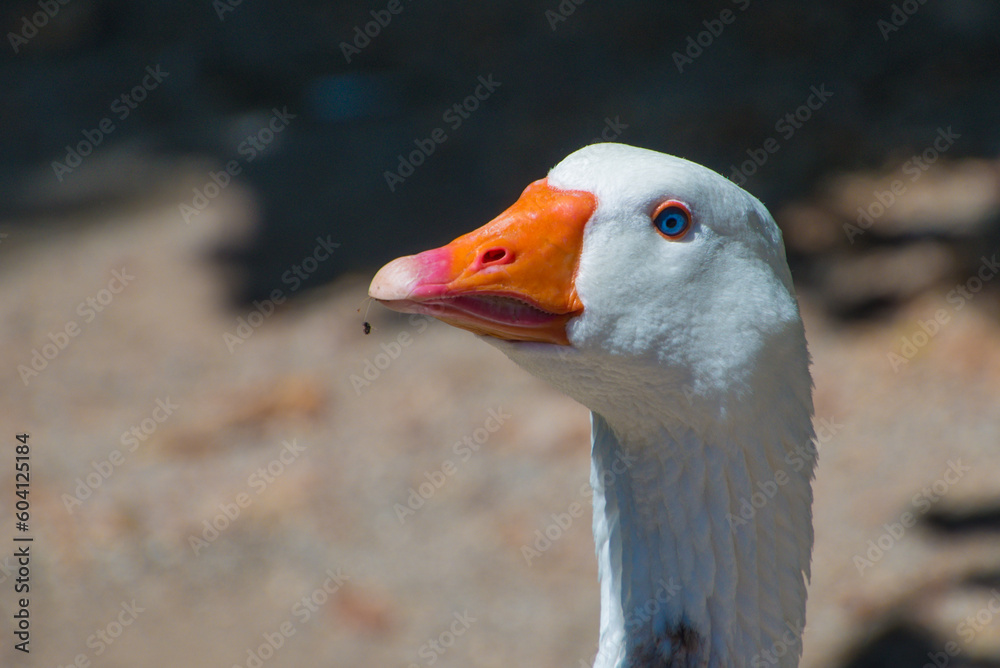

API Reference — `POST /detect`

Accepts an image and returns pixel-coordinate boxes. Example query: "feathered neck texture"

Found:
[587,388,815,668]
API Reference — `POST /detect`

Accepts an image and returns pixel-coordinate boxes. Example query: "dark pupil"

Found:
[658,208,686,234]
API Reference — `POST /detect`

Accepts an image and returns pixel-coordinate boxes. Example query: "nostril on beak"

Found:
[480,248,511,265]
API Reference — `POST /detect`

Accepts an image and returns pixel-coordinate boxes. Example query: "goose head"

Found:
[370,143,815,667]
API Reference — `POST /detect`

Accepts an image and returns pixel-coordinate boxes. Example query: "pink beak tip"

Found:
[369,256,417,301]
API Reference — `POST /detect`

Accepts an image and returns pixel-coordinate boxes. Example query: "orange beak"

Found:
[369,179,596,345]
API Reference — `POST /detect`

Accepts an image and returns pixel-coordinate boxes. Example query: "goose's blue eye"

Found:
[652,202,691,239]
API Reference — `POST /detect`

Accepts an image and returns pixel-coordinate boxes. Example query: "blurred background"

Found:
[1,1,999,666]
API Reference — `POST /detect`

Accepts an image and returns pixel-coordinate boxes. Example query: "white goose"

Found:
[370,143,816,668]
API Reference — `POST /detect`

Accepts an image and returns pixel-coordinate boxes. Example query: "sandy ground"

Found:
[1,171,999,668]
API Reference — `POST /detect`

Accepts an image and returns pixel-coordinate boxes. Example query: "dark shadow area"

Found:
[963,570,1000,590]
[839,621,944,668]
[924,504,1000,536]
[838,619,1000,668]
